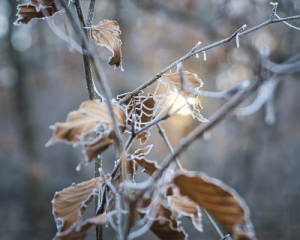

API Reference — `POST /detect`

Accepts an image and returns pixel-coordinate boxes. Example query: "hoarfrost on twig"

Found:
[235,24,247,48]
[269,2,278,20]
[275,13,300,31]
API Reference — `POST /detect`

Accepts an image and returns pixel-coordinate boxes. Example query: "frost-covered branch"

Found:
[119,10,300,104]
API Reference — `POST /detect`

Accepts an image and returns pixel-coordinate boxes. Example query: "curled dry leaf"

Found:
[139,198,187,240]
[129,145,160,176]
[54,214,108,240]
[118,92,156,144]
[15,0,67,25]
[52,177,104,232]
[90,20,123,69]
[173,172,255,240]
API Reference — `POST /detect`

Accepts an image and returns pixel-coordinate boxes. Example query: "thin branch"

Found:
[61,3,128,240]
[119,14,300,105]
[157,123,182,170]
[202,208,224,239]
[73,0,97,100]
[87,0,96,27]
[72,1,102,239]
[194,80,250,99]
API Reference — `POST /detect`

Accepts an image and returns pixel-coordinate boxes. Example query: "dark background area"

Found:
[0,0,300,239]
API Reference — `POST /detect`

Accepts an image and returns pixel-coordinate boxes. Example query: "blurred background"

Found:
[1,0,300,239]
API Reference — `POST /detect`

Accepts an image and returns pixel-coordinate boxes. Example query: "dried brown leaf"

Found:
[169,194,203,232]
[160,71,203,96]
[15,1,66,25]
[129,145,160,175]
[47,100,125,145]
[52,177,104,232]
[173,172,255,239]
[53,214,108,240]
[139,198,186,240]
[90,20,122,69]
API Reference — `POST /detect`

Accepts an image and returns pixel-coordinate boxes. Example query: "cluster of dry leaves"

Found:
[45,75,255,239]
[15,1,256,239]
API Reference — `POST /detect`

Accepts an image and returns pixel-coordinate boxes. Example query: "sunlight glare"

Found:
[168,92,195,116]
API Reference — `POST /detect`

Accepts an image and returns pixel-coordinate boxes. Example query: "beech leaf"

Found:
[173,172,255,240]
[52,177,104,232]
[90,20,123,69]
[15,0,67,25]
[47,100,126,145]
[139,198,187,240]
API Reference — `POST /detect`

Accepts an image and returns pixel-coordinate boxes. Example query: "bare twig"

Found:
[194,80,250,99]
[157,123,182,170]
[73,0,97,100]
[119,14,300,104]
[269,2,278,21]
[202,208,224,239]
[190,41,201,53]
[87,0,96,27]
[61,2,128,239]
